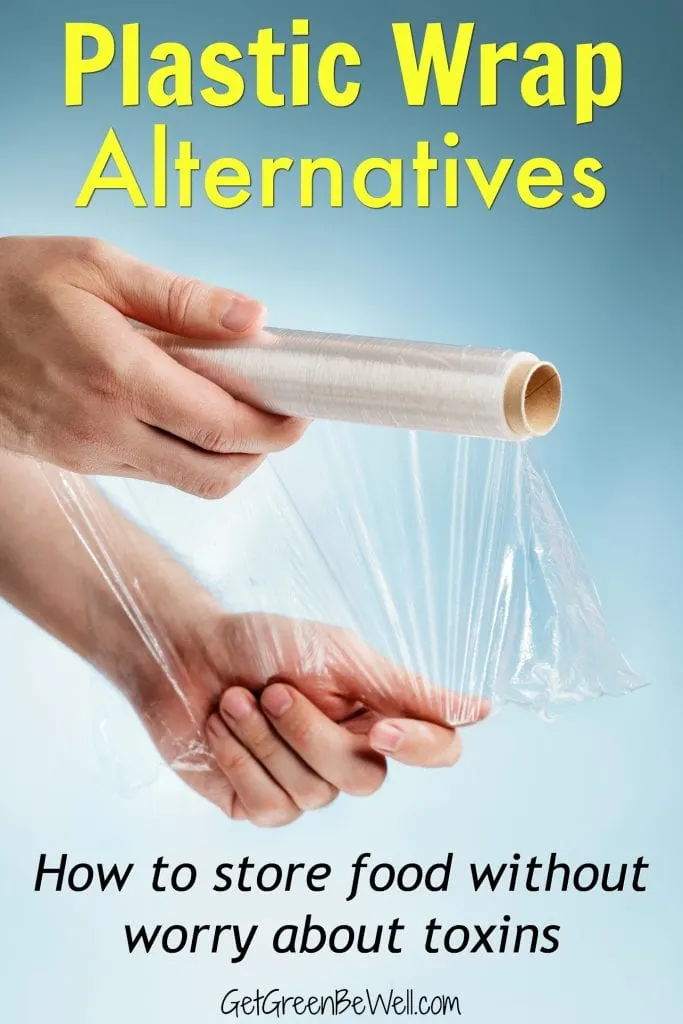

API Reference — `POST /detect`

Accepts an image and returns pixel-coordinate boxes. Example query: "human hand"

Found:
[134,611,488,827]
[0,456,486,829]
[0,235,305,496]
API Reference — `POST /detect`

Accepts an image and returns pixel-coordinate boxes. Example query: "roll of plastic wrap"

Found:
[179,328,562,441]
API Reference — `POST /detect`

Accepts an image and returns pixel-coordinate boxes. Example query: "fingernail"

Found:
[370,722,404,754]
[221,296,265,333]
[261,683,293,718]
[221,688,253,721]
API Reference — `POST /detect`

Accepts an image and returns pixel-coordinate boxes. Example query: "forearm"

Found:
[0,450,218,697]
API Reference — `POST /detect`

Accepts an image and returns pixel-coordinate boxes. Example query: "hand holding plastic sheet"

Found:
[43,327,641,814]
[0,452,474,825]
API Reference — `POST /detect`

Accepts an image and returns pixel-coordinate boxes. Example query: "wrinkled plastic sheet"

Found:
[46,421,642,785]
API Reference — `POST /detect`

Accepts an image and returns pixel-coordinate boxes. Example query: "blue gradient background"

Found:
[1,1,681,1021]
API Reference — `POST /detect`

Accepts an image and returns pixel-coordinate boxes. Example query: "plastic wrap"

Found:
[176,328,562,440]
[40,332,642,799]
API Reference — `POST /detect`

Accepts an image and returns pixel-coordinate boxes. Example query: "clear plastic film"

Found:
[176,328,562,441]
[41,331,641,787]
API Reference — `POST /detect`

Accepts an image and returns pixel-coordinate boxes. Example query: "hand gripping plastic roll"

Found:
[176,328,562,441]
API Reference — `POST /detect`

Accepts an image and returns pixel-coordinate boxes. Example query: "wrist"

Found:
[94,577,224,709]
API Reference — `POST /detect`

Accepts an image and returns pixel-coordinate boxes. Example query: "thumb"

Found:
[99,248,266,340]
[327,632,489,726]
[359,672,489,727]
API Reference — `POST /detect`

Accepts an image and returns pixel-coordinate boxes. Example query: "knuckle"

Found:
[165,275,203,332]
[295,783,338,812]
[187,473,232,501]
[74,236,110,266]
[249,733,282,767]
[264,417,309,453]
[281,417,309,446]
[229,424,250,454]
[175,456,262,498]
[84,362,122,402]
[222,748,252,778]
[253,803,300,829]
[59,237,121,293]
[342,759,387,798]
[194,422,236,455]
[285,713,315,749]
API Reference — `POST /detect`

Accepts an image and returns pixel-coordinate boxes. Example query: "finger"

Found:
[134,347,308,455]
[56,301,304,460]
[260,682,387,798]
[218,688,337,812]
[206,713,301,828]
[325,631,490,727]
[368,718,463,768]
[184,765,244,821]
[169,748,246,822]
[338,662,487,727]
[129,428,265,498]
[93,245,267,339]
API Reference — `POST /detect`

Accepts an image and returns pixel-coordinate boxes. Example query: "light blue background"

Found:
[1,1,681,1021]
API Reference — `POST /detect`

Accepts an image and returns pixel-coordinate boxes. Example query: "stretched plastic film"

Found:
[43,334,641,787]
